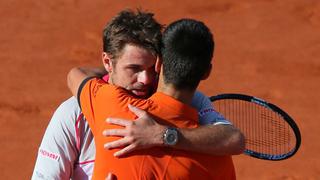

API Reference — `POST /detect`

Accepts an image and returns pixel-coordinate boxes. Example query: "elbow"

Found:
[230,129,246,155]
[67,67,78,89]
[67,67,81,96]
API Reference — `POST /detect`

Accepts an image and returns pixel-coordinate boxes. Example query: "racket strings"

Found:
[214,99,295,156]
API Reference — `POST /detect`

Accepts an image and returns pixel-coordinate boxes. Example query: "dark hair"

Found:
[161,19,214,90]
[102,9,163,61]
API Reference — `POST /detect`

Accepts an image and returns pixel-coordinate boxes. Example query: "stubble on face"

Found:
[107,44,158,98]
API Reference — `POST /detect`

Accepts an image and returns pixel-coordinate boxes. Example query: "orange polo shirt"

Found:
[79,78,235,180]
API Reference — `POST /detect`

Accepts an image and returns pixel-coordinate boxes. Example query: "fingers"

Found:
[102,129,127,137]
[106,105,149,125]
[128,104,146,117]
[106,117,133,126]
[104,137,132,150]
[113,144,136,157]
[106,173,117,180]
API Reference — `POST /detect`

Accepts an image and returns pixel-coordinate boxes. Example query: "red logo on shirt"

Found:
[39,149,60,161]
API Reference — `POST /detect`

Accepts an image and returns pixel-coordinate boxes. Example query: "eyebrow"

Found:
[125,63,155,69]
[125,64,142,68]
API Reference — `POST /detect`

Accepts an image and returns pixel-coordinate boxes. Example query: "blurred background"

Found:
[0,0,319,179]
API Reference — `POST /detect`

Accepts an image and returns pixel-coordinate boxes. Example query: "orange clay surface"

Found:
[1,0,319,179]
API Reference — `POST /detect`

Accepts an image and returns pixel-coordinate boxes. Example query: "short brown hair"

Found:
[102,9,163,60]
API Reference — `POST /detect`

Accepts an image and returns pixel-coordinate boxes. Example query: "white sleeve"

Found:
[32,97,81,180]
[191,91,231,125]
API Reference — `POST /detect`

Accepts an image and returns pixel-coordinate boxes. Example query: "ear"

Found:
[201,63,212,80]
[155,56,162,74]
[102,52,113,73]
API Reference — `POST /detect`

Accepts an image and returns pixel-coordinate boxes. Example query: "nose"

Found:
[137,70,154,85]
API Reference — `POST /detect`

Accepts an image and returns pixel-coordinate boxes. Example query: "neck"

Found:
[156,75,195,105]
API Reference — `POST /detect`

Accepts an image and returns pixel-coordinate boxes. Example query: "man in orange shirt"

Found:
[69,19,238,179]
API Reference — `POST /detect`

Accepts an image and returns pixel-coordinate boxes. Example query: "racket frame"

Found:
[210,93,301,161]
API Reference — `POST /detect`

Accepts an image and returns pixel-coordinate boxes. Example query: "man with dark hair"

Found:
[68,18,240,179]
[161,19,214,90]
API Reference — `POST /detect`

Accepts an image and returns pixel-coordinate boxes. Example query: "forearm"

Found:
[68,67,107,81]
[173,124,245,155]
[103,106,245,157]
[76,66,107,78]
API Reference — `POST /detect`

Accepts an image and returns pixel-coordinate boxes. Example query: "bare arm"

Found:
[67,67,106,97]
[103,105,245,157]
[177,123,245,155]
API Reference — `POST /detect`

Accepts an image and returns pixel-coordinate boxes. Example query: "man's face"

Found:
[104,44,157,98]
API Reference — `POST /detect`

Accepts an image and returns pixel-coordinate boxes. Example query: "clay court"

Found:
[1,0,319,179]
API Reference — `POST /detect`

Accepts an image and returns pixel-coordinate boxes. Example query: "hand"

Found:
[103,104,166,157]
[106,172,117,180]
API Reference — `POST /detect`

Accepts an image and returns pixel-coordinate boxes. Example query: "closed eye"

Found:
[126,65,142,72]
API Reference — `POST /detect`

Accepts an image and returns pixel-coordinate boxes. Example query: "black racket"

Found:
[210,93,301,161]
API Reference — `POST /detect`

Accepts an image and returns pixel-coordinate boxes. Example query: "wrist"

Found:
[162,126,179,146]
[156,125,167,146]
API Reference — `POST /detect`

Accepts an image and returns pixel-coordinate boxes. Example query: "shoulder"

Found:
[79,78,122,106]
[191,91,210,110]
[52,97,82,125]
[57,96,81,113]
[193,91,206,99]
[191,91,232,125]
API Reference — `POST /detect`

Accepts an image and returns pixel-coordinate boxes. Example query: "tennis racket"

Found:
[210,93,301,161]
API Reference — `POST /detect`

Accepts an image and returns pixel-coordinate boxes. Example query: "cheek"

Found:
[116,67,132,78]
[121,71,138,84]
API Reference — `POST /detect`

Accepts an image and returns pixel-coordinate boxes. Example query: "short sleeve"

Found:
[191,91,231,125]
[32,97,80,180]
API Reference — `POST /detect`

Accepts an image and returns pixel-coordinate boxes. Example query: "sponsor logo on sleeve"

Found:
[199,108,216,117]
[93,79,107,97]
[39,149,60,161]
